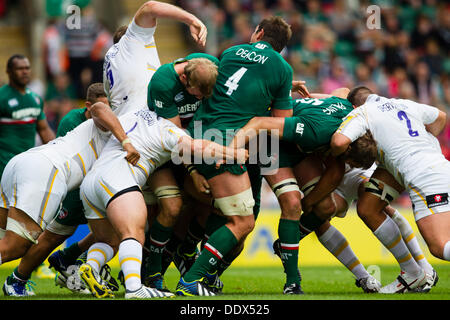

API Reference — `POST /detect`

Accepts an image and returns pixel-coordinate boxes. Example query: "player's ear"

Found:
[256,28,265,41]
[85,101,92,111]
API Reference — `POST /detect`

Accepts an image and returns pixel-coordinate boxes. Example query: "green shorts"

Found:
[55,189,87,226]
[262,140,305,170]
[195,162,247,181]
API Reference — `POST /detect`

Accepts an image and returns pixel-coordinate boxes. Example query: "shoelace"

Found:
[25,280,36,293]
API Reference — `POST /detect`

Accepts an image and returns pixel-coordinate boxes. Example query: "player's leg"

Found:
[0,207,7,238]
[417,212,450,260]
[293,156,336,238]
[357,168,426,293]
[1,207,44,297]
[383,206,436,277]
[264,167,303,294]
[407,162,450,262]
[144,167,182,288]
[105,190,174,298]
[177,171,254,296]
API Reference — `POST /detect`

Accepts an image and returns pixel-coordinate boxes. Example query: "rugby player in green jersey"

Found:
[0,54,55,202]
[176,16,296,296]
[143,54,220,291]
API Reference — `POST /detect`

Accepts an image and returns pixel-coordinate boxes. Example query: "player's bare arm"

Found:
[231,117,286,149]
[36,118,56,143]
[135,1,207,47]
[177,136,249,164]
[426,110,447,137]
[89,102,140,165]
[301,154,346,213]
[330,132,352,157]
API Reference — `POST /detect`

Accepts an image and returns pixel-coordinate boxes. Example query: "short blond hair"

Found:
[184,58,218,98]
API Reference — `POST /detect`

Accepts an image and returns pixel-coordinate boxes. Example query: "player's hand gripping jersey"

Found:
[103,19,161,116]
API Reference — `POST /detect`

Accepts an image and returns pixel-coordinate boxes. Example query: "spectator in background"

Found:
[62,3,112,98]
[409,60,440,105]
[44,72,77,131]
[321,57,353,94]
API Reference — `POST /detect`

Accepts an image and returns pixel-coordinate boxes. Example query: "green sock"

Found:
[205,213,228,238]
[179,218,204,255]
[146,220,172,275]
[279,219,301,285]
[299,212,325,240]
[217,244,243,276]
[183,225,237,282]
[61,242,83,264]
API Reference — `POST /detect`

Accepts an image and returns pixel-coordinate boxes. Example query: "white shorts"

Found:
[334,165,376,210]
[407,161,450,221]
[0,152,67,229]
[80,156,141,220]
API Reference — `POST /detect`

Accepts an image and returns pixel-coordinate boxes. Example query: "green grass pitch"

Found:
[0,264,448,300]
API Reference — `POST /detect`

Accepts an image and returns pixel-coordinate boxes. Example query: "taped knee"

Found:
[154,185,182,200]
[45,219,77,236]
[6,218,40,244]
[301,176,320,197]
[213,189,255,217]
[271,178,304,199]
[364,178,400,203]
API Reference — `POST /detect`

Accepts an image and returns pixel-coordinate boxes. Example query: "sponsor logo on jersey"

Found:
[175,92,184,103]
[12,108,41,119]
[154,100,163,109]
[8,98,19,108]
[295,123,305,135]
[426,193,449,208]
[255,43,268,50]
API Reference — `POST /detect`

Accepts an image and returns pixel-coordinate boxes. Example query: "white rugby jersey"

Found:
[29,120,109,191]
[103,19,161,116]
[336,94,445,186]
[90,109,188,188]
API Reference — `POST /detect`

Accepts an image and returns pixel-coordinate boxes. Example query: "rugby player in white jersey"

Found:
[77,106,247,299]
[104,0,207,116]
[0,99,139,288]
[331,86,448,293]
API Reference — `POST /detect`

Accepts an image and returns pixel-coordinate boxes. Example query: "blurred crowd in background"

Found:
[0,0,449,209]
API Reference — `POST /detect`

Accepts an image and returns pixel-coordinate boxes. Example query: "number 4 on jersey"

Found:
[225,67,248,96]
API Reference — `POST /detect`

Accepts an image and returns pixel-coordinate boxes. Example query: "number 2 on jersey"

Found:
[397,111,419,137]
[225,67,248,96]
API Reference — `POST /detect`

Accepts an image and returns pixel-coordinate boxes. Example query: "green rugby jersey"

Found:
[283,96,354,153]
[0,84,45,177]
[56,107,87,137]
[190,41,293,144]
[148,53,219,128]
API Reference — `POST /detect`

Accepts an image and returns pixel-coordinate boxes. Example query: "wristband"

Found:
[186,164,198,175]
[121,138,131,147]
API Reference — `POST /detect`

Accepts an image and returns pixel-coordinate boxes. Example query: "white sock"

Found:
[319,225,369,280]
[443,241,450,261]
[374,217,422,276]
[390,209,434,274]
[0,228,5,240]
[119,239,142,292]
[86,242,114,273]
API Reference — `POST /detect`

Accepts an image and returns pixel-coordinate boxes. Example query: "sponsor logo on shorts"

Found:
[59,208,69,220]
[426,193,449,208]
